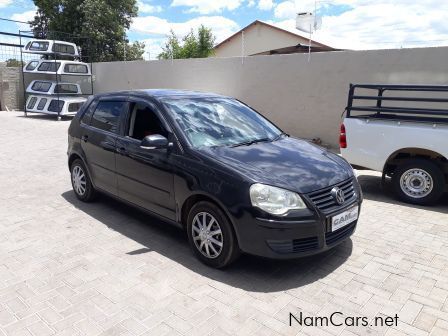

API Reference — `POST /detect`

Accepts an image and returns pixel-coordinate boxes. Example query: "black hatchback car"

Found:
[68,90,362,268]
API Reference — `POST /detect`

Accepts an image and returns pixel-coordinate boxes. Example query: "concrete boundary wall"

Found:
[0,64,23,111]
[93,47,448,148]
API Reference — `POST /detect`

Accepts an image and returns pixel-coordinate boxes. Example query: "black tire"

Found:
[392,159,445,205]
[187,201,240,268]
[70,159,97,202]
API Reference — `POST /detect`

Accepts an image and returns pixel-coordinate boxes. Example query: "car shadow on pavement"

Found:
[357,172,448,214]
[62,190,353,292]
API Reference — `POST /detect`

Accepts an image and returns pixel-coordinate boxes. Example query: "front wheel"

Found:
[187,201,240,268]
[392,159,445,205]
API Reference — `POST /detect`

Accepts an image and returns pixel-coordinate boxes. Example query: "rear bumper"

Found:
[233,203,361,259]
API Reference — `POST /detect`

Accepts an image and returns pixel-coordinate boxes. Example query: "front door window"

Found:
[127,102,167,140]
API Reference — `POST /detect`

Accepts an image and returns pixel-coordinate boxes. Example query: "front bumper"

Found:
[233,202,361,259]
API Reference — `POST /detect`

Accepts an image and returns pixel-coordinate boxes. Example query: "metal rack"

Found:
[19,30,94,120]
[346,84,448,123]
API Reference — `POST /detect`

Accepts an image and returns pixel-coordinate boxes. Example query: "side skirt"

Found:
[94,187,183,230]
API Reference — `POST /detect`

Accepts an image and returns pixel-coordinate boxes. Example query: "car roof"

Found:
[94,89,229,100]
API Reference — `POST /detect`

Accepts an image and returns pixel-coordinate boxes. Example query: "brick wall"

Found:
[0,63,23,111]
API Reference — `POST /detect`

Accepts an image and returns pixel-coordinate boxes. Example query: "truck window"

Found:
[37,98,47,110]
[25,61,39,71]
[54,84,79,94]
[52,43,76,55]
[37,62,61,72]
[27,41,49,51]
[64,64,88,74]
[31,81,52,92]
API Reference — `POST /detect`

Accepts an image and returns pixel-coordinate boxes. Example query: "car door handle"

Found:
[81,135,88,142]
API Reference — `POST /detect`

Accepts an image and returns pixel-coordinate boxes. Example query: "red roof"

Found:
[214,20,333,50]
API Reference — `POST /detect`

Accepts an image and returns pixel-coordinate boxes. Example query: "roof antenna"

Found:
[296,0,322,62]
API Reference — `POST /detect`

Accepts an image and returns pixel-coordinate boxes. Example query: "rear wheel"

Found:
[187,201,240,268]
[392,159,445,205]
[70,159,96,202]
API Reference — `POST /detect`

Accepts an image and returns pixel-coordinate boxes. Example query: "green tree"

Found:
[158,25,215,60]
[121,41,146,61]
[31,8,49,38]
[180,30,198,59]
[157,30,182,60]
[30,0,145,62]
[196,26,215,58]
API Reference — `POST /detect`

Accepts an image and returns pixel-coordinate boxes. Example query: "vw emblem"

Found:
[331,187,345,205]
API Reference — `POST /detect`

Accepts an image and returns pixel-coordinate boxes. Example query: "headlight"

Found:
[249,183,307,215]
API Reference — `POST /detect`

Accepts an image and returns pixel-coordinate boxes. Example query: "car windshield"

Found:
[162,97,282,148]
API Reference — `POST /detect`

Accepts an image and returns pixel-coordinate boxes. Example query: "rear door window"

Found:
[90,101,126,134]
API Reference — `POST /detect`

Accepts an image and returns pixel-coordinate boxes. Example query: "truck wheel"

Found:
[392,159,445,205]
[187,201,240,268]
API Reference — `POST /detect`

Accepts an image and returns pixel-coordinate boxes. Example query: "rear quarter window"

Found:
[80,100,96,125]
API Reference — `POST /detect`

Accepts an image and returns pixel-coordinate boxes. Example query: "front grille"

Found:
[307,178,356,213]
[325,221,356,246]
[267,236,319,254]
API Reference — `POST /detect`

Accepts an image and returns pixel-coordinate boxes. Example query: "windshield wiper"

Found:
[231,137,271,147]
[271,132,288,142]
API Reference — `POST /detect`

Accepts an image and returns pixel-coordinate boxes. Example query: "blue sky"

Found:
[1,0,448,60]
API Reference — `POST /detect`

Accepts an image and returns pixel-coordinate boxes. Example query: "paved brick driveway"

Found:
[0,111,447,336]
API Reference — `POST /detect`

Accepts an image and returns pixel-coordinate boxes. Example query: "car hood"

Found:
[197,137,353,194]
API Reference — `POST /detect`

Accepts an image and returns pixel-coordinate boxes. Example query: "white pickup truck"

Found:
[341,84,447,205]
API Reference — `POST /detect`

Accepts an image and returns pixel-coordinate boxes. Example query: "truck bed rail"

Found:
[346,84,448,123]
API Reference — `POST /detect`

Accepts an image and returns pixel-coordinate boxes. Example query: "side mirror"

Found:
[140,134,170,150]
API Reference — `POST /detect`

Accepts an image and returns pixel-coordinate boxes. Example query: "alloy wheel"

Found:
[72,165,87,196]
[191,212,223,259]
